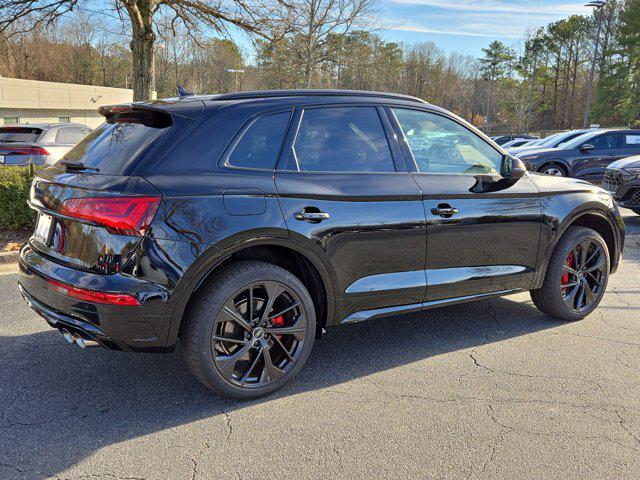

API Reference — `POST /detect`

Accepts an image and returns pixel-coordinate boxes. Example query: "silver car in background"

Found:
[0,123,92,166]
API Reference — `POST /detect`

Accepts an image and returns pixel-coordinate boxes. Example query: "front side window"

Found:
[227,111,291,170]
[392,108,502,175]
[290,106,395,173]
[589,133,619,149]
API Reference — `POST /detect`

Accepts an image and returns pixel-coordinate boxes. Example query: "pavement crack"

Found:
[470,351,494,373]
[223,410,233,442]
[615,410,640,447]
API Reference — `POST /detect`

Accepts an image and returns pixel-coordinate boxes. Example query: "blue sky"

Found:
[377,0,593,55]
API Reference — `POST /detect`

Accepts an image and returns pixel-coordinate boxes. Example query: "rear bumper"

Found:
[19,285,125,350]
[18,244,174,352]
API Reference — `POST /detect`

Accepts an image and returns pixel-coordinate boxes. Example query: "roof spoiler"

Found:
[98,104,173,128]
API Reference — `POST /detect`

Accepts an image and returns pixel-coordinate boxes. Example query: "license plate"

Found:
[34,213,53,245]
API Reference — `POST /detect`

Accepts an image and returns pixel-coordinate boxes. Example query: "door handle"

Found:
[294,208,330,223]
[431,204,459,218]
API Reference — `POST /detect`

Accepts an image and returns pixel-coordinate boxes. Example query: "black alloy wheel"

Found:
[531,226,610,321]
[212,281,307,387]
[182,261,316,400]
[559,239,607,313]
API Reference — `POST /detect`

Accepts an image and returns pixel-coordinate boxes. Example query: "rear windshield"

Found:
[0,127,43,143]
[62,111,173,175]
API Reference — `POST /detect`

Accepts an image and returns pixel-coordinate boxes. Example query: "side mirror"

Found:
[500,155,527,179]
[580,143,595,152]
[471,156,526,193]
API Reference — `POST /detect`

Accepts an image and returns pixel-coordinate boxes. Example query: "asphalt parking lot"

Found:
[1,211,639,480]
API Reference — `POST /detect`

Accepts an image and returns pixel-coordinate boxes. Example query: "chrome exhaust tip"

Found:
[75,337,99,349]
[60,328,75,344]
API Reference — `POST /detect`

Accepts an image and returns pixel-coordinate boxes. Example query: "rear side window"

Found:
[289,106,395,173]
[226,112,290,170]
[55,127,89,144]
[623,133,640,148]
[0,127,42,143]
[63,111,173,175]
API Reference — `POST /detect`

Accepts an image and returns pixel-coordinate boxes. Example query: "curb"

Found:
[0,250,20,265]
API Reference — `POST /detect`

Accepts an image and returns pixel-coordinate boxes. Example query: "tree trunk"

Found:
[129,2,155,101]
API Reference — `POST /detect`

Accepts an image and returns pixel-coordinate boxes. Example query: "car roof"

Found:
[130,89,429,115]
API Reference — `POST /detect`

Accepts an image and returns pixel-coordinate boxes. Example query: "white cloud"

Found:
[388,24,512,38]
[387,0,591,16]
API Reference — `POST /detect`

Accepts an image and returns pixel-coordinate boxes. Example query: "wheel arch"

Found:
[537,159,571,176]
[533,207,621,288]
[167,238,336,347]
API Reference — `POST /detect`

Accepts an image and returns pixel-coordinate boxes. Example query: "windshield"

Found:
[0,127,42,143]
[559,131,604,150]
[535,133,563,147]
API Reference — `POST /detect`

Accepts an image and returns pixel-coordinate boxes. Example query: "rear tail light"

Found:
[47,279,141,306]
[60,196,160,236]
[0,146,49,156]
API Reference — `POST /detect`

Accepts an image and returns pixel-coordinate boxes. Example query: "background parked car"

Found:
[518,128,640,180]
[501,138,537,149]
[508,129,595,155]
[491,134,538,146]
[0,123,92,166]
[603,154,640,215]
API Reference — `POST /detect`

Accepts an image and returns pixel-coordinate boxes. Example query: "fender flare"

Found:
[164,236,337,347]
[532,204,620,288]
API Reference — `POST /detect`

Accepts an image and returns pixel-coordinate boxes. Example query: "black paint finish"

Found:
[17,91,625,352]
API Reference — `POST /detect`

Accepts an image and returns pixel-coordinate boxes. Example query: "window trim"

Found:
[385,105,505,176]
[218,107,294,173]
[276,103,403,174]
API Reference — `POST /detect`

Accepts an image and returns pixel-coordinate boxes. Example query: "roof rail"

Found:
[212,89,427,104]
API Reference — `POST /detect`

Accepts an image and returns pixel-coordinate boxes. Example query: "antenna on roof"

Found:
[176,84,195,97]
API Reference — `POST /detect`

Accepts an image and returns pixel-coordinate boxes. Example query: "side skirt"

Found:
[339,289,523,325]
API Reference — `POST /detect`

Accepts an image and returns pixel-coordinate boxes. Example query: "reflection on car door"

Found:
[388,107,542,302]
[275,105,427,322]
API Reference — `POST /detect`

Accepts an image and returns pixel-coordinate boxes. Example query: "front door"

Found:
[572,132,625,181]
[275,105,427,321]
[388,107,542,302]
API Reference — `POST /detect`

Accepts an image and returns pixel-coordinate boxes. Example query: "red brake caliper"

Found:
[271,315,285,339]
[561,251,573,293]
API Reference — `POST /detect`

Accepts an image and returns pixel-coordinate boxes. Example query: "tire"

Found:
[182,261,316,400]
[531,226,609,321]
[538,163,567,177]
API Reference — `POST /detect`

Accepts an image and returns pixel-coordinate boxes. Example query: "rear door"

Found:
[388,107,542,302]
[275,104,427,321]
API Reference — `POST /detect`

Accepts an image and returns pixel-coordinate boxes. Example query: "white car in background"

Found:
[0,123,92,166]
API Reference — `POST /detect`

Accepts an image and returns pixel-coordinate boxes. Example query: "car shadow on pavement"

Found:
[0,295,563,479]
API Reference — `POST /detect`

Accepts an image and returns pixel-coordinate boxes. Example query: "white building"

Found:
[0,77,133,128]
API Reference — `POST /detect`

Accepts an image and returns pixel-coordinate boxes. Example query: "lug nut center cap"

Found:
[253,327,265,338]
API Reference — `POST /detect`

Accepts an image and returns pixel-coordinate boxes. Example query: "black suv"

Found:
[518,128,640,179]
[18,90,624,399]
